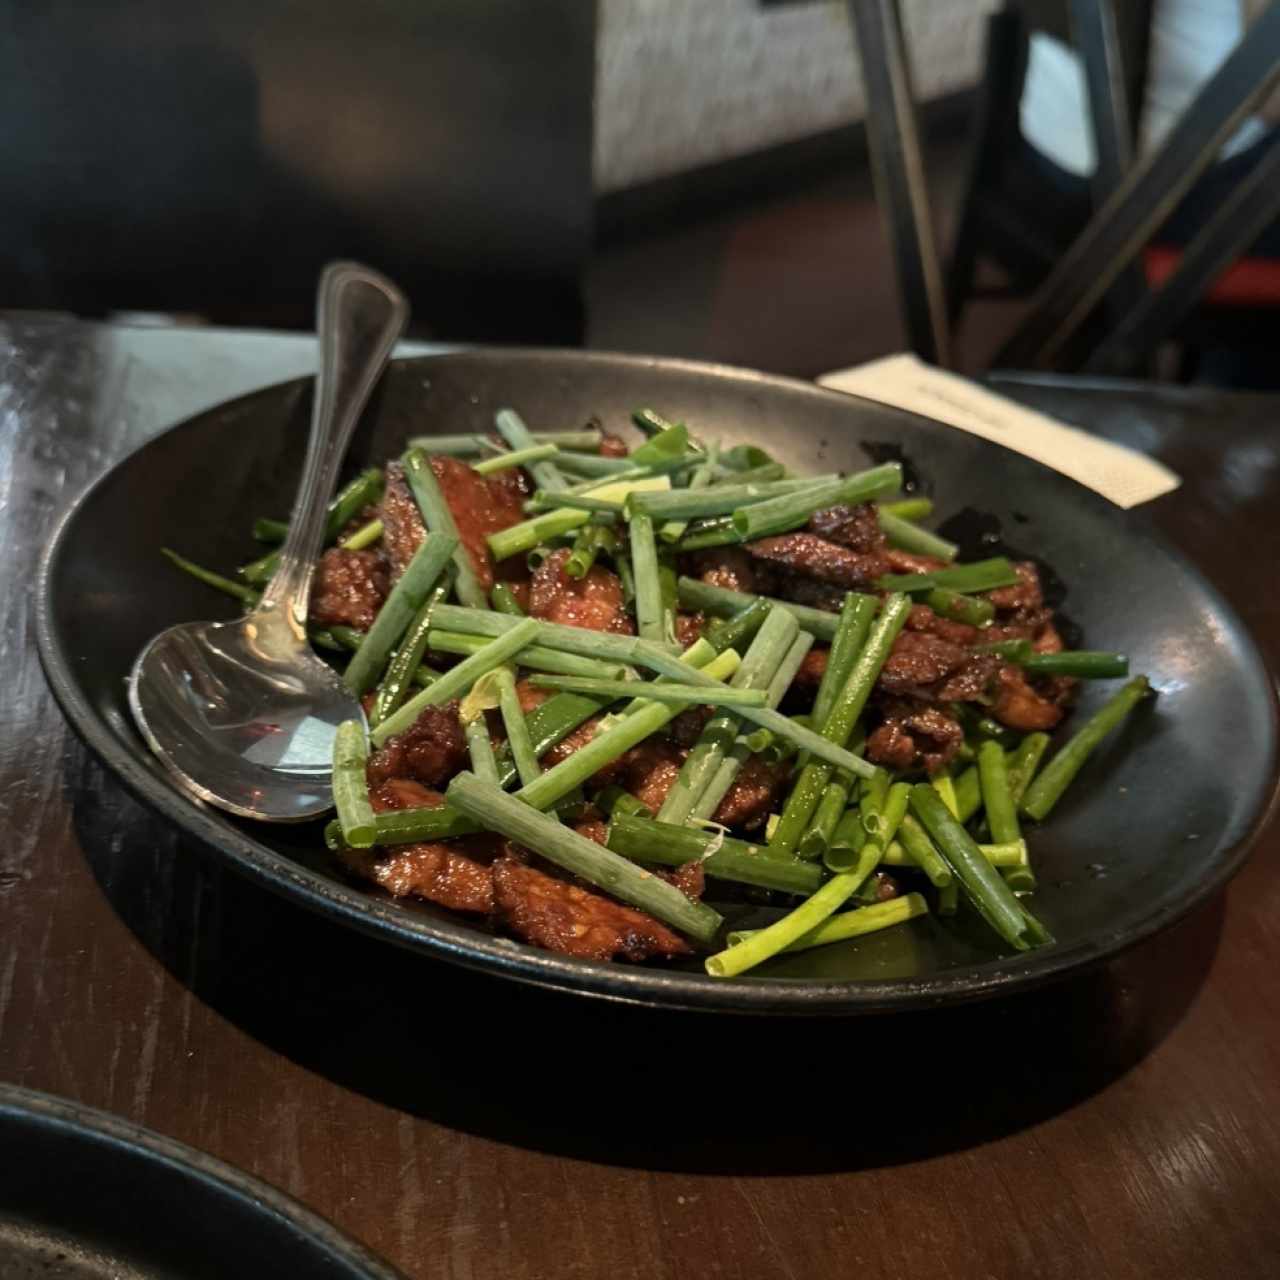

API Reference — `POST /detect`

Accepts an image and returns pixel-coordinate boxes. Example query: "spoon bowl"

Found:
[128,610,361,821]
[127,262,408,821]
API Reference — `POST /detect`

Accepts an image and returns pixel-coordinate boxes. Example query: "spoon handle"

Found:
[259,261,409,629]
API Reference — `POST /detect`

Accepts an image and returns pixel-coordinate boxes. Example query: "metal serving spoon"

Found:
[128,261,409,821]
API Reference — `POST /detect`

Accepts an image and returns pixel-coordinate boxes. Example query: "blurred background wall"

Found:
[0,0,595,342]
[590,2,998,375]
[595,0,995,192]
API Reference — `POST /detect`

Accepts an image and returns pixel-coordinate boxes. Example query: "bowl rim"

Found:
[0,1082,405,1277]
[34,345,1280,1015]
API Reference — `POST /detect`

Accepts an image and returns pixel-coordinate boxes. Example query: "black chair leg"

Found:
[847,0,950,367]
[1082,135,1280,374]
[995,2,1280,370]
[943,10,1026,333]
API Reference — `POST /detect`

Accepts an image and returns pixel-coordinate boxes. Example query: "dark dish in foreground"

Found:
[0,1084,403,1279]
[165,410,1152,978]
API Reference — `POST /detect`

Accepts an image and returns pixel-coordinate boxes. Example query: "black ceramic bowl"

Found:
[0,1085,402,1278]
[35,349,1278,1014]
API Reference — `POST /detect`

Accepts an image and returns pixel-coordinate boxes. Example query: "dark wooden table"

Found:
[4,315,1280,1280]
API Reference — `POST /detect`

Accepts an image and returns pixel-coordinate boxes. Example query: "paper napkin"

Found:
[818,354,1180,509]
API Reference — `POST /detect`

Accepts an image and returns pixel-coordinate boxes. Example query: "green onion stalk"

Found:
[909,785,1051,950]
[332,720,376,849]
[725,892,929,954]
[495,408,568,493]
[688,629,815,823]
[877,497,933,521]
[660,440,720,543]
[628,474,842,524]
[490,583,525,615]
[422,605,872,772]
[342,532,457,695]
[241,468,384,585]
[422,629,627,681]
[495,665,542,788]
[1021,677,1151,821]
[656,607,799,825]
[769,593,911,858]
[978,739,1033,893]
[565,523,618,580]
[877,510,958,561]
[606,814,824,896]
[705,871,866,977]
[473,443,561,475]
[370,617,541,747]
[404,429,601,455]
[729,464,903,541]
[370,579,452,726]
[630,512,668,646]
[876,557,1018,595]
[448,773,723,944]
[676,577,842,643]
[513,648,740,812]
[402,448,489,609]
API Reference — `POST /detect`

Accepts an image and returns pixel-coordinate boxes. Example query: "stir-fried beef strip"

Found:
[988,560,1044,614]
[711,753,787,830]
[746,532,888,590]
[866,700,966,774]
[755,570,848,613]
[515,678,550,714]
[668,707,714,747]
[981,561,1063,649]
[598,430,629,457]
[309,548,389,630]
[540,716,604,770]
[878,630,970,696]
[593,738,687,813]
[935,653,1003,702]
[864,871,901,903]
[793,647,827,687]
[731,533,1076,779]
[809,502,884,552]
[662,860,706,901]
[905,604,979,646]
[378,456,528,592]
[884,548,949,575]
[976,561,1077,730]
[340,841,498,913]
[689,543,850,680]
[481,460,531,508]
[738,543,1064,764]
[1034,621,1066,655]
[491,856,691,961]
[868,561,1077,750]
[370,778,443,811]
[690,546,756,593]
[344,775,696,953]
[991,666,1069,732]
[367,702,468,787]
[529,546,634,634]
[338,780,500,913]
[378,462,427,581]
[675,612,704,648]
[804,502,944,574]
[430,456,528,593]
